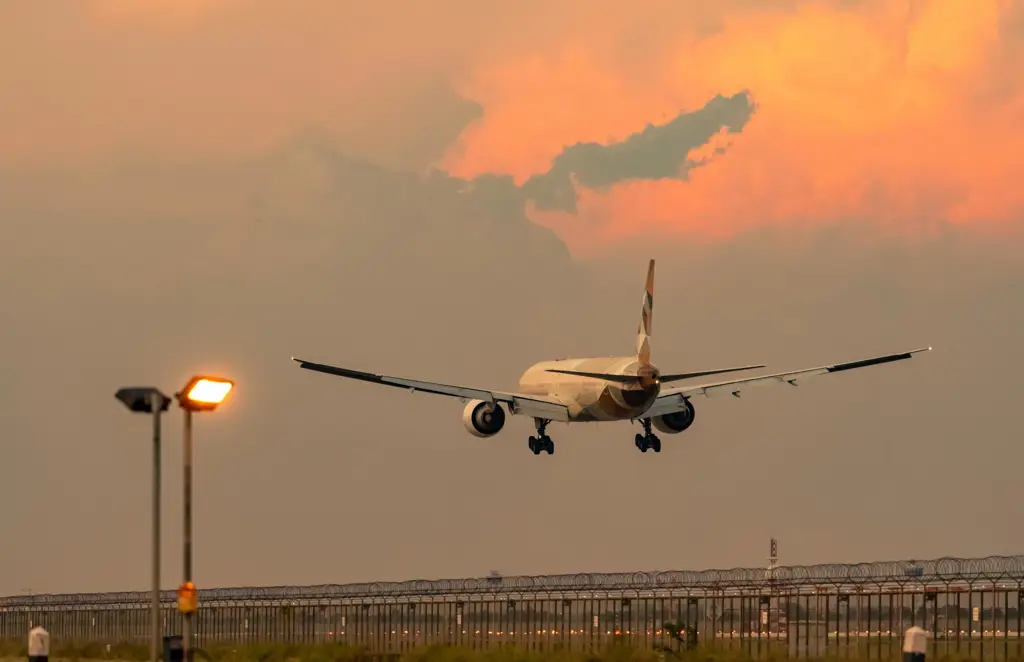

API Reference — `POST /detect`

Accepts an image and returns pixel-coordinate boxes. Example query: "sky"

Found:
[1,0,1023,596]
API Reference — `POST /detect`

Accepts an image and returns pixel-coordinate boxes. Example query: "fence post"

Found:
[903,625,927,662]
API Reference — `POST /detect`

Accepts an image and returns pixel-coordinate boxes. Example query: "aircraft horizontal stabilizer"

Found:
[545,369,639,383]
[659,364,765,383]
[546,363,764,384]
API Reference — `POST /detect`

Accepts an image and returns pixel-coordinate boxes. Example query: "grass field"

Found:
[0,641,1016,662]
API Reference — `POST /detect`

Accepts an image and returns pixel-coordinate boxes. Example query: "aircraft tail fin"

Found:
[636,258,655,364]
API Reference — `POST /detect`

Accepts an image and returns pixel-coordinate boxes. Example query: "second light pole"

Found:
[114,387,172,662]
[174,375,234,662]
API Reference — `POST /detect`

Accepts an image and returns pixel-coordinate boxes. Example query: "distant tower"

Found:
[764,538,782,634]
[766,538,778,584]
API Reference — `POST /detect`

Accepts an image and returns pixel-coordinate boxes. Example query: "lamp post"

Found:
[174,376,234,662]
[114,387,172,662]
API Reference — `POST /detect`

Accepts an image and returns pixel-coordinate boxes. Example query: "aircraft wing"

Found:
[644,347,931,418]
[291,357,571,421]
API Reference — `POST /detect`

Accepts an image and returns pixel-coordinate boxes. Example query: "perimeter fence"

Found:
[3,554,1023,659]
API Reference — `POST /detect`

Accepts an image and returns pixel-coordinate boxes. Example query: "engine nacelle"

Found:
[652,399,696,434]
[462,399,507,438]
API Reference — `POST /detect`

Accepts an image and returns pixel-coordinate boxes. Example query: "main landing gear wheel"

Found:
[528,435,554,455]
[529,419,554,455]
[634,419,661,453]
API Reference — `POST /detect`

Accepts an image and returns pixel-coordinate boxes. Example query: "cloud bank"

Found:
[1,0,1021,254]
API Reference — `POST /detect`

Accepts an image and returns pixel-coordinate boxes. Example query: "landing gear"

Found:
[634,418,661,453]
[528,418,554,455]
[529,436,553,454]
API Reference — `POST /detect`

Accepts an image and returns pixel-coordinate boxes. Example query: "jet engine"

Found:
[462,399,507,438]
[652,399,696,434]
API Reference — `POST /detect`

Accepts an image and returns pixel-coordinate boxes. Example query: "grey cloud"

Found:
[521,90,756,212]
[331,80,484,171]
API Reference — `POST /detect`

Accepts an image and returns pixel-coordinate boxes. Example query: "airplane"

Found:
[291,259,931,456]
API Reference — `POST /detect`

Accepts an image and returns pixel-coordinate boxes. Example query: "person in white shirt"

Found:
[28,625,49,662]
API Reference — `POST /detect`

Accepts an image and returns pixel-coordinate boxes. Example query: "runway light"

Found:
[177,376,234,412]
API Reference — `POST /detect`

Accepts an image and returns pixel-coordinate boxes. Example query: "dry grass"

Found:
[0,641,1018,662]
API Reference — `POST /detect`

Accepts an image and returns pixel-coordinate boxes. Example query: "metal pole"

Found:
[183,407,193,662]
[151,399,163,662]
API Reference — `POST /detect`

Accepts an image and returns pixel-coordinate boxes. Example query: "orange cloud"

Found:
[5,0,1023,256]
[443,0,1024,254]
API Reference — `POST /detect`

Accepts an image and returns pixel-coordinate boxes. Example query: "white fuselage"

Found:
[517,356,661,421]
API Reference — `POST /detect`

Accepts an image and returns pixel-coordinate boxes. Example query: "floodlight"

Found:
[174,373,233,662]
[176,376,234,412]
[115,387,171,414]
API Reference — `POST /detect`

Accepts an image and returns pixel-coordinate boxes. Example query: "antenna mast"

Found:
[763,538,782,635]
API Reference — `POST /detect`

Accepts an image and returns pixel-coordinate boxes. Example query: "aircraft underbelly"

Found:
[569,386,656,422]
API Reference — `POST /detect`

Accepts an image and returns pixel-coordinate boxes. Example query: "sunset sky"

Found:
[5,0,1023,252]
[2,1,1022,596]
